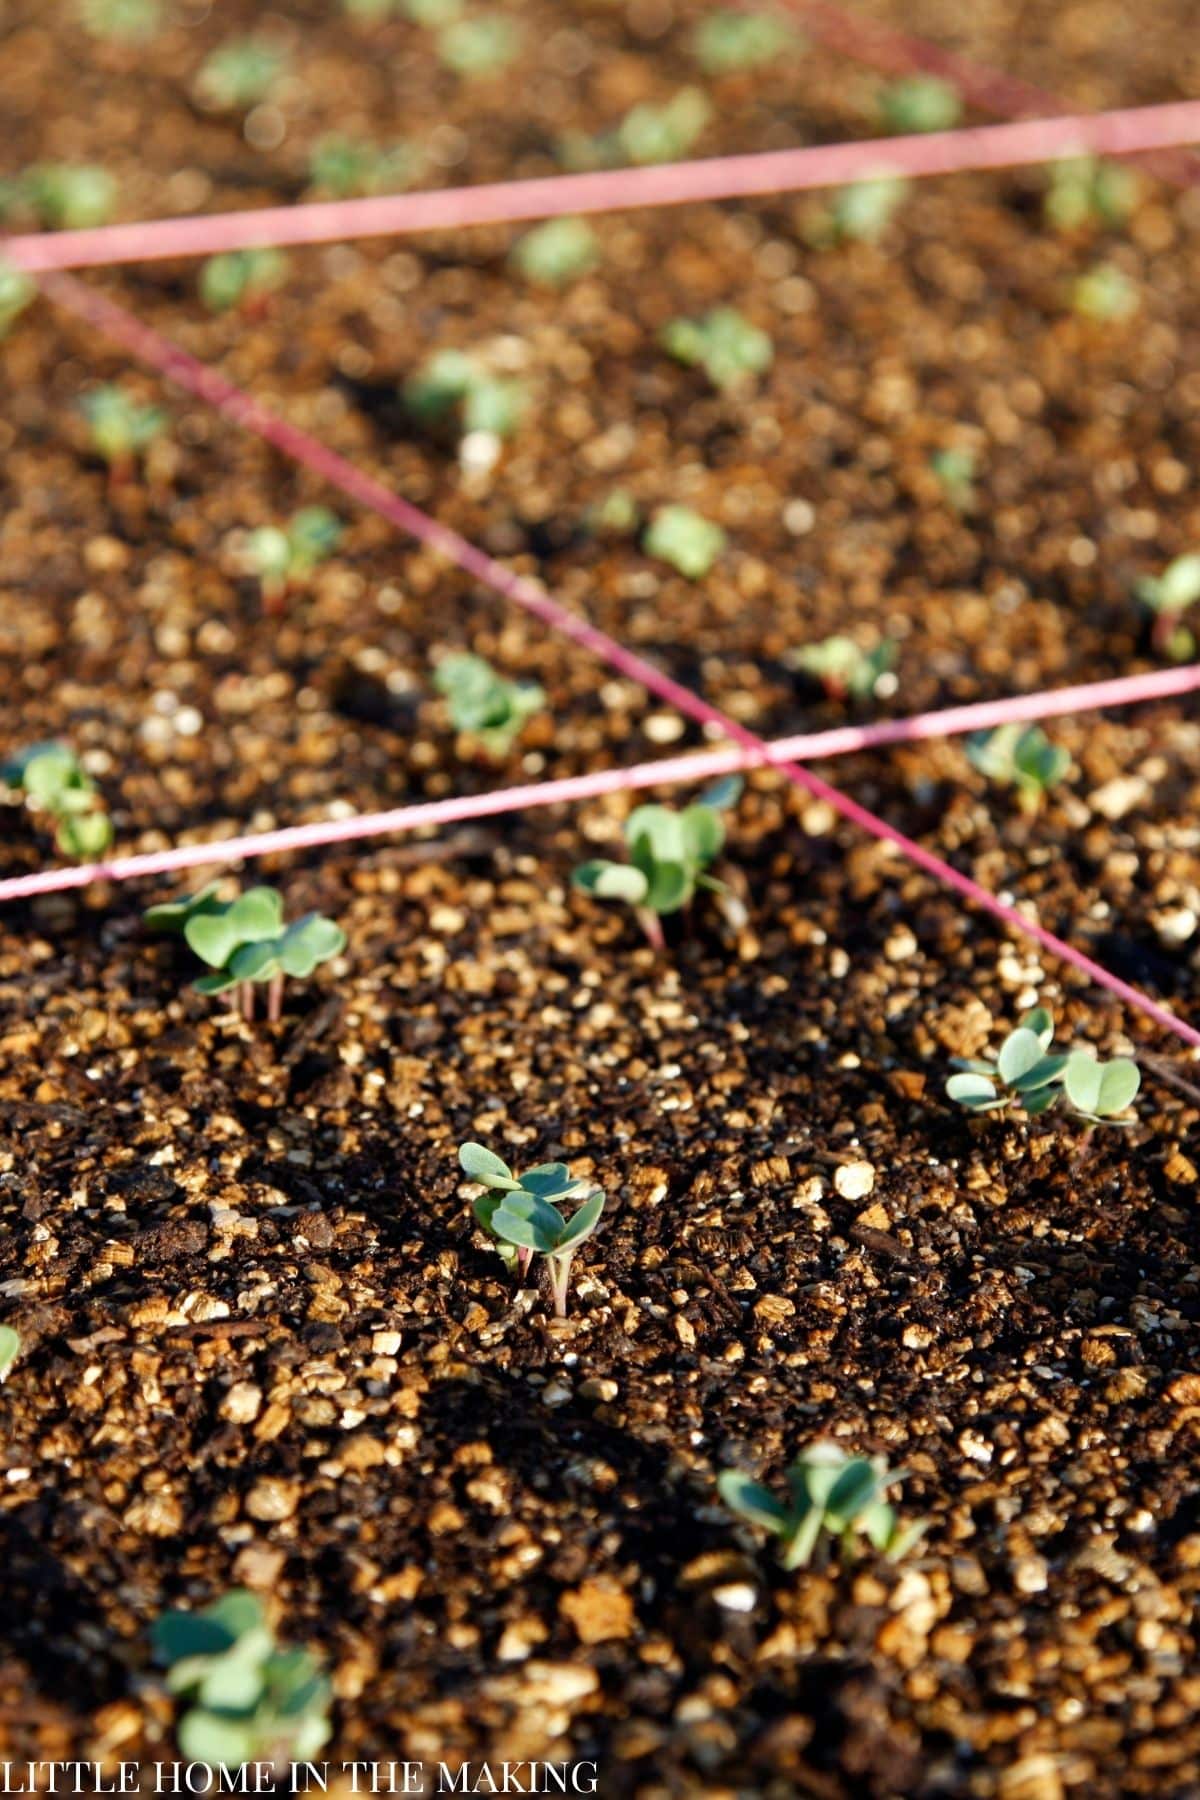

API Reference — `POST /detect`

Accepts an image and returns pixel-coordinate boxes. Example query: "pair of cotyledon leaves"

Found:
[718,1442,926,1570]
[458,1141,604,1257]
[3,741,113,858]
[947,1007,1140,1123]
[573,775,742,916]
[145,883,345,993]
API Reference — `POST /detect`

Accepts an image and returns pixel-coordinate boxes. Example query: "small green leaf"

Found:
[716,1469,789,1533]
[228,938,282,983]
[824,1458,885,1528]
[152,1609,240,1666]
[0,1326,20,1382]
[193,968,241,995]
[997,1027,1048,1087]
[185,913,242,970]
[698,774,744,812]
[1018,1007,1055,1049]
[177,1711,257,1767]
[518,1163,576,1198]
[1063,1052,1140,1119]
[458,1142,519,1189]
[945,1071,1002,1109]
[55,812,113,860]
[1009,1053,1068,1095]
[277,915,346,979]
[642,859,692,916]
[144,883,223,933]
[228,887,285,939]
[491,1189,566,1254]
[555,1190,604,1250]
[572,861,649,905]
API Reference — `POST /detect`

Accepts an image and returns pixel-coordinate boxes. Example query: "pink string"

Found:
[4,662,1196,904]
[7,99,1200,272]
[33,270,1200,1052]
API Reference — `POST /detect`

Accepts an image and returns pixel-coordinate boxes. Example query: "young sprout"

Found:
[78,0,161,40]
[1135,554,1200,660]
[153,1590,331,1768]
[946,1007,1140,1126]
[719,1442,927,1570]
[1044,156,1139,233]
[145,884,345,1023]
[458,1143,604,1318]
[1072,263,1138,322]
[967,722,1069,812]
[436,14,519,76]
[787,635,897,702]
[573,776,742,950]
[813,172,909,244]
[196,39,288,111]
[200,247,289,316]
[691,9,801,75]
[644,506,727,580]
[0,260,34,338]
[660,307,773,393]
[0,1326,21,1383]
[404,349,527,456]
[26,164,117,230]
[80,385,168,484]
[510,217,599,288]
[584,487,641,537]
[879,74,962,134]
[244,507,343,613]
[434,652,545,758]
[929,446,977,512]
[308,135,417,198]
[2,741,113,861]
[617,89,712,166]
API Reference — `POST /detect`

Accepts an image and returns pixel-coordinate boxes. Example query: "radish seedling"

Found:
[2,741,113,860]
[80,385,167,484]
[644,506,726,579]
[0,261,34,338]
[879,75,961,134]
[434,652,545,758]
[1136,553,1200,660]
[458,1143,604,1318]
[200,247,288,316]
[0,1326,21,1383]
[807,173,910,246]
[510,217,599,287]
[967,723,1068,811]
[309,135,417,198]
[153,1589,331,1768]
[79,0,161,40]
[26,164,116,230]
[436,14,519,75]
[787,634,896,702]
[244,507,343,613]
[946,1008,1140,1126]
[1045,156,1138,233]
[660,307,773,392]
[929,447,977,512]
[719,1442,926,1570]
[561,90,712,171]
[1060,1050,1141,1125]
[692,9,800,74]
[1073,263,1138,322]
[573,776,742,949]
[405,349,527,451]
[196,39,288,111]
[145,884,345,1022]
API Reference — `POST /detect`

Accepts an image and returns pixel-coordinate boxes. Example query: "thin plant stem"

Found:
[267,972,284,1022]
[241,981,254,1023]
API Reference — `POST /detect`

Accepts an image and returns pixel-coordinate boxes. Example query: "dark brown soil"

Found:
[1,2,1200,1796]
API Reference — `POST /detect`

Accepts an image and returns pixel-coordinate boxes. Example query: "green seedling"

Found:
[787,635,896,702]
[153,1590,331,1768]
[1073,263,1138,322]
[2,741,113,861]
[200,247,288,316]
[584,487,641,537]
[967,722,1069,812]
[196,39,288,111]
[946,1008,1140,1126]
[879,74,962,135]
[434,652,545,758]
[78,0,161,39]
[510,217,599,288]
[436,14,519,76]
[145,884,345,1023]
[25,164,116,230]
[0,1326,21,1383]
[1135,553,1200,660]
[0,260,34,339]
[929,446,977,512]
[644,506,726,580]
[573,776,742,950]
[810,172,909,245]
[660,307,773,393]
[244,507,343,613]
[458,1143,604,1317]
[692,9,800,75]
[719,1442,926,1570]
[80,385,167,484]
[1045,156,1139,233]
[308,135,417,198]
[404,349,527,445]
[561,89,712,171]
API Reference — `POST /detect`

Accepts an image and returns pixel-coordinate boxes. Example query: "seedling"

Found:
[196,39,288,111]
[200,247,288,316]
[404,349,527,445]
[510,218,599,288]
[244,507,343,612]
[879,75,962,134]
[812,172,909,244]
[434,652,545,758]
[78,0,161,39]
[2,741,113,860]
[562,90,712,171]
[692,9,800,75]
[929,447,977,512]
[719,1442,926,1570]
[25,164,116,230]
[946,1008,1140,1126]
[436,15,519,76]
[644,506,726,579]
[80,385,167,484]
[1073,263,1138,322]
[0,260,34,338]
[1045,156,1138,233]
[967,722,1069,811]
[145,884,345,1022]
[573,776,742,949]
[308,135,417,198]
[1135,554,1200,660]
[0,1327,21,1383]
[787,635,896,702]
[458,1143,604,1317]
[660,307,773,393]
[584,488,641,537]
[153,1589,331,1767]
